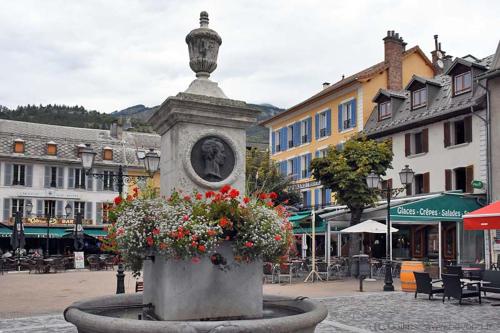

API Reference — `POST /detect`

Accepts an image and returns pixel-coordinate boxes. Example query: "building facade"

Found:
[0,119,160,252]
[262,31,435,209]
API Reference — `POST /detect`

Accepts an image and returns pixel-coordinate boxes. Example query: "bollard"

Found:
[359,275,366,292]
[116,263,125,294]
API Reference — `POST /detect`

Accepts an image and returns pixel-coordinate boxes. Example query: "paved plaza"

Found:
[1,270,500,332]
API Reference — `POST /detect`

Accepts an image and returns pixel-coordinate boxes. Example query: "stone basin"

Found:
[64,293,328,333]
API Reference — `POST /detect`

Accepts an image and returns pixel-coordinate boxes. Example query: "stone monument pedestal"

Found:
[143,242,263,320]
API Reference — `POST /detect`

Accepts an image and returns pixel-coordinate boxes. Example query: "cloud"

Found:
[0,0,498,112]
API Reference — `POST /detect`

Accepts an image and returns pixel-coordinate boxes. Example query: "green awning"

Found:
[0,226,68,238]
[390,193,483,222]
[288,211,311,222]
[290,211,326,234]
[83,229,108,237]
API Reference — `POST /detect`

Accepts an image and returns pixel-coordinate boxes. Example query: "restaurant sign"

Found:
[288,181,321,191]
[389,194,482,222]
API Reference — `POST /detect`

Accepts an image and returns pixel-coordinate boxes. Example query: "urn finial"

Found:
[185,11,222,79]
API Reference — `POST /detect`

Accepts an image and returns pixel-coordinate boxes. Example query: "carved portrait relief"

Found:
[190,136,235,182]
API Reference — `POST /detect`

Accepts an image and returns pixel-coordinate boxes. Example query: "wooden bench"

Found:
[135,281,144,292]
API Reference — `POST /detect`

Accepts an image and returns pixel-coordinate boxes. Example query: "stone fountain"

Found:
[64,11,327,332]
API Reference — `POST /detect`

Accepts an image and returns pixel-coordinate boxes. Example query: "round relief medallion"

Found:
[190,136,235,182]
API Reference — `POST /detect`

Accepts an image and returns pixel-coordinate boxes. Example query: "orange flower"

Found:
[266,201,274,207]
[198,244,206,252]
[220,185,231,194]
[159,242,168,250]
[274,234,282,241]
[126,195,133,201]
[207,229,217,237]
[219,217,230,228]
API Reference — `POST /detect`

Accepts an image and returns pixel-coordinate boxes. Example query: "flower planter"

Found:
[143,241,263,321]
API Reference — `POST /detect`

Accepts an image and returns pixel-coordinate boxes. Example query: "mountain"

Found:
[0,102,284,146]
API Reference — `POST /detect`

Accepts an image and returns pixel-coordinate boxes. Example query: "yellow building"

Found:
[261,31,435,208]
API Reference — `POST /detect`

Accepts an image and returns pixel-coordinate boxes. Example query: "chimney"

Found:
[431,35,446,75]
[383,30,406,90]
[110,119,123,140]
[322,82,330,89]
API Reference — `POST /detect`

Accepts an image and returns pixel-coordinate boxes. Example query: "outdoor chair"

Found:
[278,263,292,284]
[445,265,463,278]
[103,256,115,270]
[481,270,500,296]
[51,258,66,272]
[263,262,275,283]
[87,256,101,271]
[413,271,443,300]
[316,262,329,281]
[441,273,481,305]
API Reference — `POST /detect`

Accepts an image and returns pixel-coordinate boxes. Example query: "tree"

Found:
[311,136,393,255]
[245,148,301,206]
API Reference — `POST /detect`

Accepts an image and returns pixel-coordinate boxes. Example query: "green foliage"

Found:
[311,136,393,219]
[245,148,301,206]
[0,104,153,133]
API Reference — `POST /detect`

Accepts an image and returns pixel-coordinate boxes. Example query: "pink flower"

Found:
[183,215,189,221]
[244,241,254,248]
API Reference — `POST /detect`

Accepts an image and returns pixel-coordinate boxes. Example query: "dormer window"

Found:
[46,141,57,156]
[411,88,427,109]
[13,139,25,153]
[378,101,391,120]
[453,71,472,95]
[103,147,113,161]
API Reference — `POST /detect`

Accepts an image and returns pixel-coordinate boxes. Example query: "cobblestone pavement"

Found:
[1,292,500,332]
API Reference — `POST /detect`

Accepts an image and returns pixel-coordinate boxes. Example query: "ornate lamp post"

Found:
[366,164,414,291]
[79,144,160,293]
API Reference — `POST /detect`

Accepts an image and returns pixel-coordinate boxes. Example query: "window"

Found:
[300,119,309,144]
[12,164,25,186]
[50,167,57,188]
[454,167,467,193]
[103,171,114,191]
[273,131,281,152]
[414,174,424,194]
[378,101,391,120]
[341,102,354,130]
[74,201,85,216]
[74,169,86,189]
[44,200,56,217]
[13,139,25,153]
[412,88,427,109]
[287,159,294,178]
[103,148,113,161]
[447,166,474,193]
[444,117,472,147]
[453,71,472,95]
[317,148,328,158]
[287,125,294,148]
[302,192,308,207]
[319,112,328,137]
[47,142,57,155]
[405,129,428,156]
[300,155,308,178]
[11,199,24,216]
[316,189,323,208]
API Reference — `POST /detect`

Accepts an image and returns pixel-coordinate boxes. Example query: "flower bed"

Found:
[102,186,293,275]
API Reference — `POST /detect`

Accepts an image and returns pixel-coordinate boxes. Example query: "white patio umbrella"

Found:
[341,219,398,234]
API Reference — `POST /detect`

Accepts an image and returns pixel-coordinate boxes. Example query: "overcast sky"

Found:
[1,0,498,113]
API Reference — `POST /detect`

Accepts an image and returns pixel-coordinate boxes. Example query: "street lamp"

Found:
[65,203,72,217]
[26,201,33,216]
[79,144,160,294]
[366,164,414,291]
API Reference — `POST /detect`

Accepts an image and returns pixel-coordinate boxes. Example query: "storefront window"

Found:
[427,226,439,259]
[460,227,485,264]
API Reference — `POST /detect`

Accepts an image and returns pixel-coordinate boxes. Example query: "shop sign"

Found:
[395,206,468,219]
[471,180,484,189]
[288,181,321,190]
[74,252,85,269]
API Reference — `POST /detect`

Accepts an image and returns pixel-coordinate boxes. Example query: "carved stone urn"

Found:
[185,11,222,79]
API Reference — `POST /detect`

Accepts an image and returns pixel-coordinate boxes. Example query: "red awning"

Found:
[463,201,500,230]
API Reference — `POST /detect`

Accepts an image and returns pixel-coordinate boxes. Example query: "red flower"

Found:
[191,241,198,247]
[269,192,278,200]
[182,215,189,222]
[195,193,203,200]
[220,185,231,194]
[207,229,217,237]
[244,241,254,248]
[243,196,250,204]
[198,244,206,252]
[266,201,274,207]
[159,242,168,250]
[205,191,215,198]
[274,234,282,241]
[152,228,160,236]
[219,217,230,228]
[229,189,240,199]
[191,235,198,241]
[283,199,289,204]
[133,187,139,193]
[114,196,122,205]
[259,193,267,200]
[146,236,154,246]
[126,195,133,201]
[183,195,191,201]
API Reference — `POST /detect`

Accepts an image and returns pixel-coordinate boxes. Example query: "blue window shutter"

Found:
[314,189,320,208]
[305,191,311,207]
[338,104,343,132]
[306,153,312,177]
[315,114,320,140]
[326,189,332,204]
[326,109,332,135]
[293,122,300,147]
[296,156,302,180]
[271,131,276,154]
[282,127,288,150]
[4,163,12,186]
[307,117,313,142]
[44,166,50,188]
[280,161,287,176]
[350,99,357,128]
